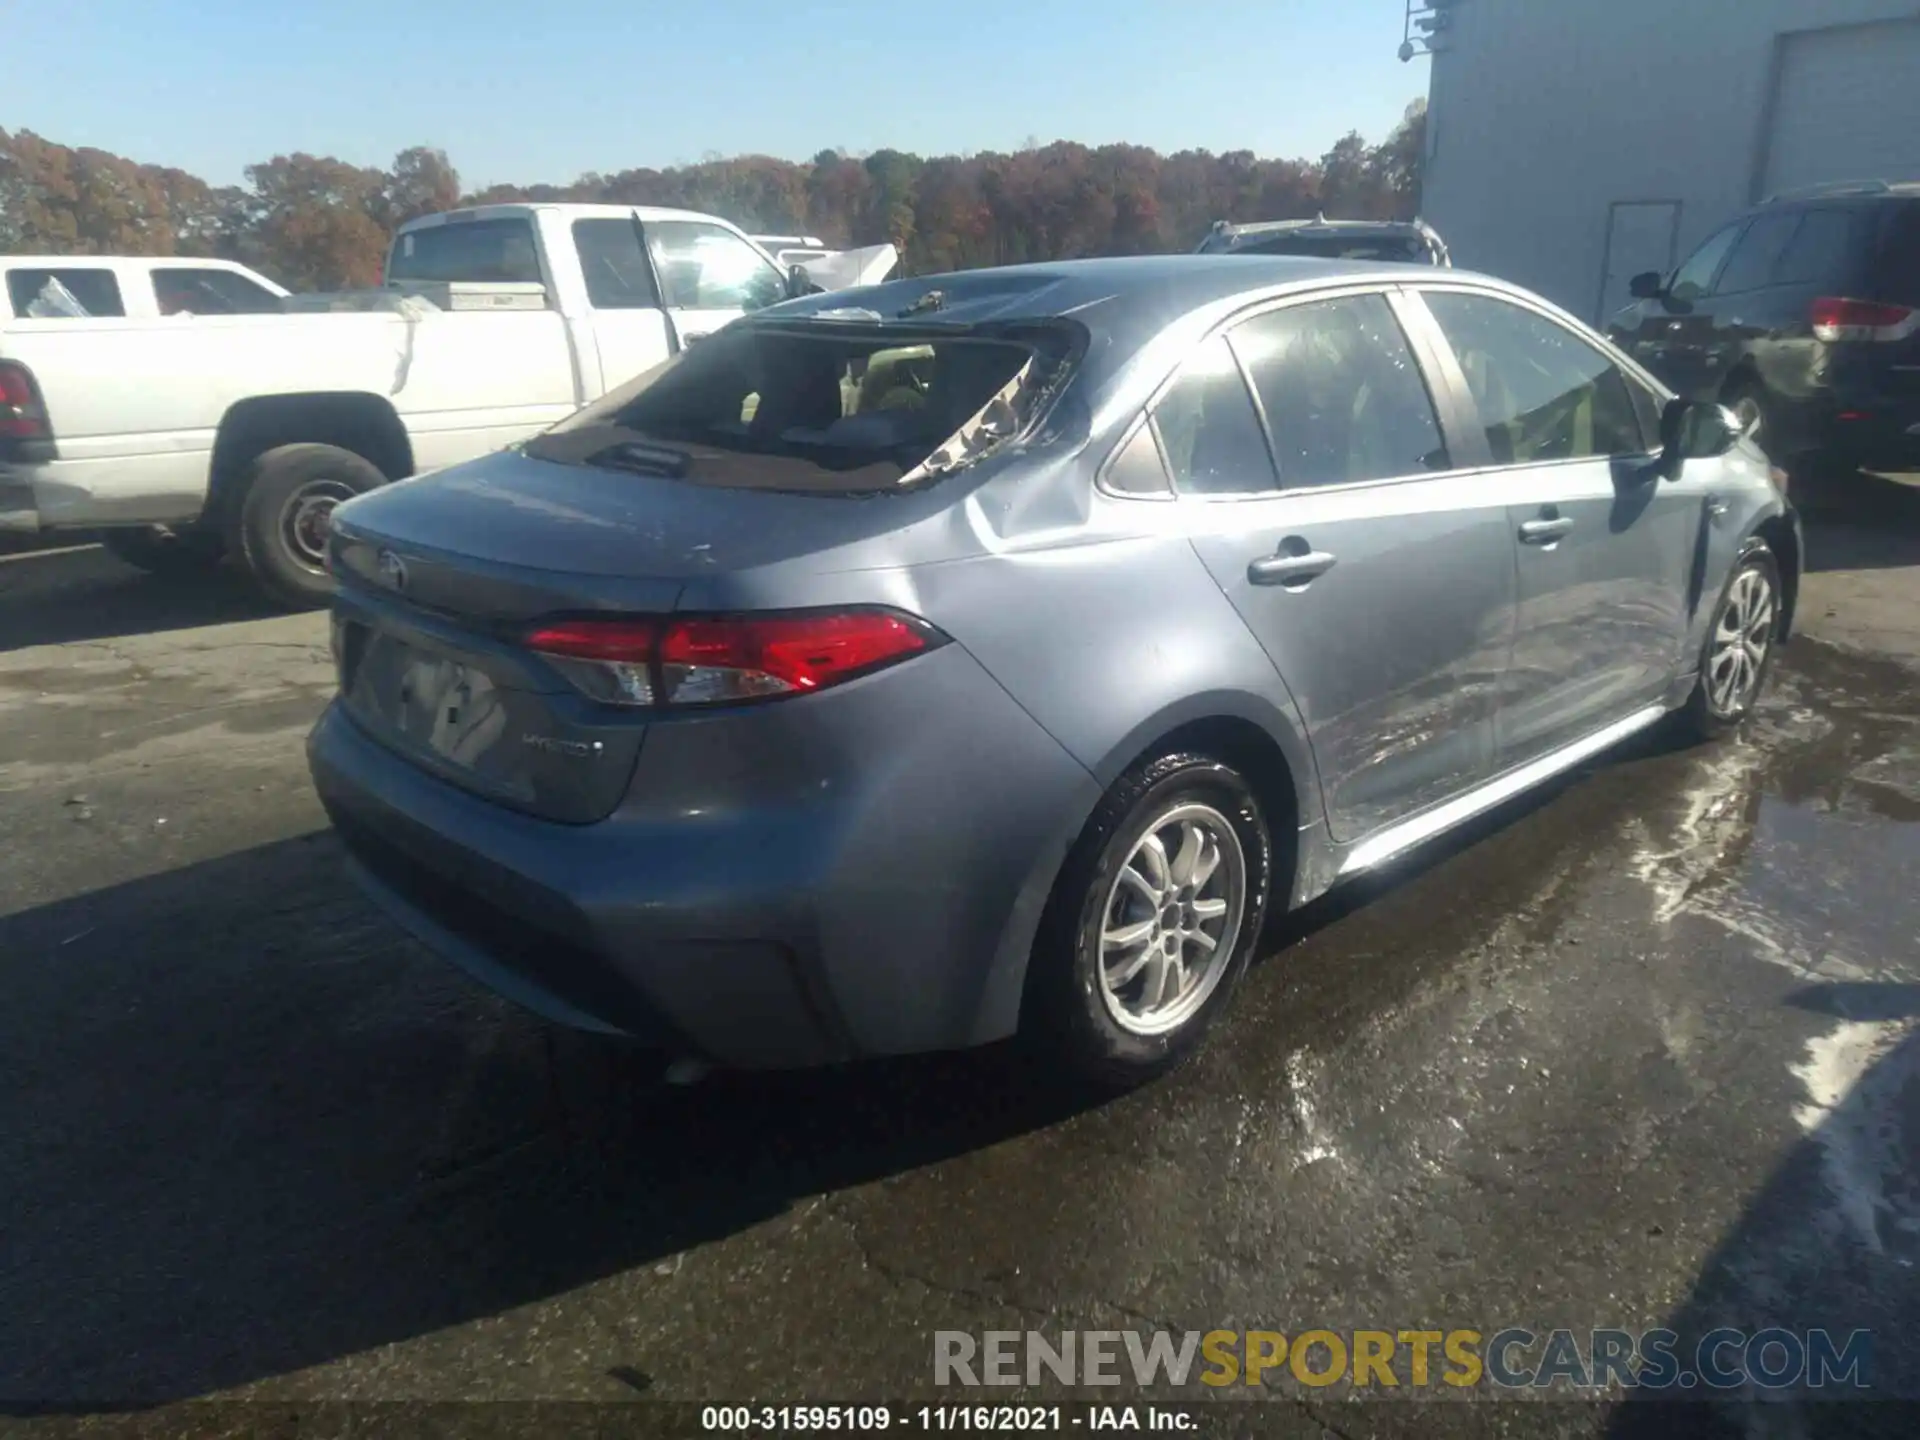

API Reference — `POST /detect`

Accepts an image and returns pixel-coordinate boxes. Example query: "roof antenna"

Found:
[899,289,946,318]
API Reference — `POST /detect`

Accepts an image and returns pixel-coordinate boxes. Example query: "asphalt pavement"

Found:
[2,485,1916,1439]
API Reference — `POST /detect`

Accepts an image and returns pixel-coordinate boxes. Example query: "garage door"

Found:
[1762,18,1920,199]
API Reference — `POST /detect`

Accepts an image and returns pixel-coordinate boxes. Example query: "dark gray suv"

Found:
[1606,180,1920,478]
[308,256,1798,1088]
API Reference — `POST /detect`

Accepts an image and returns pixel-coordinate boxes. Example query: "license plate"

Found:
[350,636,508,767]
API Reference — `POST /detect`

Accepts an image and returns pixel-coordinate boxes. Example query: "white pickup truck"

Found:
[0,205,892,605]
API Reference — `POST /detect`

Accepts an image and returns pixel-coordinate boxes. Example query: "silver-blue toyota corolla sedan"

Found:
[307,255,1801,1088]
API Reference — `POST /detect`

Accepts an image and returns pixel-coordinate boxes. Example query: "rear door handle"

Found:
[1518,517,1574,545]
[682,332,711,346]
[1248,549,1338,587]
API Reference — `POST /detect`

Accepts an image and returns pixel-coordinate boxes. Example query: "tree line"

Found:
[0,104,1426,293]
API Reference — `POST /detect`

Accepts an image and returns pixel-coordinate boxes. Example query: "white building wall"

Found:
[1421,0,1920,322]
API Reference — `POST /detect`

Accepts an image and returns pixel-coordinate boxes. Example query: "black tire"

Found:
[227,443,387,609]
[101,524,226,576]
[1677,543,1782,742]
[1023,751,1272,1090]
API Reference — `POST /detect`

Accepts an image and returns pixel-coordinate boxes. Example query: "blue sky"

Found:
[6,0,1428,188]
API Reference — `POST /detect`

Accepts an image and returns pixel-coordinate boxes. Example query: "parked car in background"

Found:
[1606,180,1920,481]
[3,255,289,321]
[1197,215,1451,266]
[752,234,834,267]
[307,254,1799,1089]
[0,205,857,605]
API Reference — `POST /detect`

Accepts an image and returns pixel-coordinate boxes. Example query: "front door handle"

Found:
[1248,549,1338,587]
[682,332,711,346]
[1518,517,1575,545]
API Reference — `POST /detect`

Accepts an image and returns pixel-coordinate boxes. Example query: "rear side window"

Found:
[1716,213,1800,294]
[1870,204,1920,305]
[7,267,125,319]
[1772,209,1858,288]
[151,268,283,315]
[572,218,661,310]
[1423,291,1646,462]
[387,219,543,285]
[1103,420,1173,497]
[527,324,1067,494]
[1230,294,1449,488]
[1149,335,1277,496]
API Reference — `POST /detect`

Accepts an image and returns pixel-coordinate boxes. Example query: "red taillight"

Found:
[0,361,50,441]
[524,619,661,663]
[1810,296,1918,343]
[525,610,938,708]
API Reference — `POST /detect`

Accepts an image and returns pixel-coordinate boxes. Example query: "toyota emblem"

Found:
[376,548,409,592]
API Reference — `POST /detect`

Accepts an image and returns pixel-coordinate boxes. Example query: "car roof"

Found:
[395,202,752,234]
[777,253,1483,328]
[1756,180,1920,210]
[767,254,1530,423]
[1215,217,1431,237]
[2,255,264,270]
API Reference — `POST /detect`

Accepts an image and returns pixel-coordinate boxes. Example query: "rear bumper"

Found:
[1819,403,1920,470]
[306,644,1100,1069]
[0,455,208,532]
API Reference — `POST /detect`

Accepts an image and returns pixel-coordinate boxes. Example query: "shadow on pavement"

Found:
[0,545,282,651]
[0,831,1107,1406]
[1797,468,1920,574]
[1606,983,1920,1440]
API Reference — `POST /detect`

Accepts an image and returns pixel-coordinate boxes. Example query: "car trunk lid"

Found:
[328,517,683,825]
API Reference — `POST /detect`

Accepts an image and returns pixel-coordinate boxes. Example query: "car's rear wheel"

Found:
[228,443,387,610]
[1679,543,1781,741]
[1025,752,1271,1090]
[101,524,226,576]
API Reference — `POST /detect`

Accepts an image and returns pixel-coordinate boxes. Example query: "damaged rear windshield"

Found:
[525,321,1077,494]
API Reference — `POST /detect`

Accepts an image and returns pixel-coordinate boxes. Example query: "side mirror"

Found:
[1658,398,1742,478]
[1628,271,1664,301]
[787,264,823,299]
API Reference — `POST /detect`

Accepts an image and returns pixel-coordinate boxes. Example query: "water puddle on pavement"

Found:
[1632,641,1920,983]
[1627,641,1920,1373]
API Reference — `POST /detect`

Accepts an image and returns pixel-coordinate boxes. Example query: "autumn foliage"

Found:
[0,106,1426,291]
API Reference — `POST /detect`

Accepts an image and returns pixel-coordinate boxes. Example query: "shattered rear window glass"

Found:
[526,323,1073,494]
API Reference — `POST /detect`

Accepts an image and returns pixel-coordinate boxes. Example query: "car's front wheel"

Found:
[1679,543,1782,740]
[1026,752,1272,1089]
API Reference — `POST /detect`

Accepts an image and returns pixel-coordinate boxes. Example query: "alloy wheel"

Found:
[1707,564,1776,717]
[1097,803,1247,1037]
